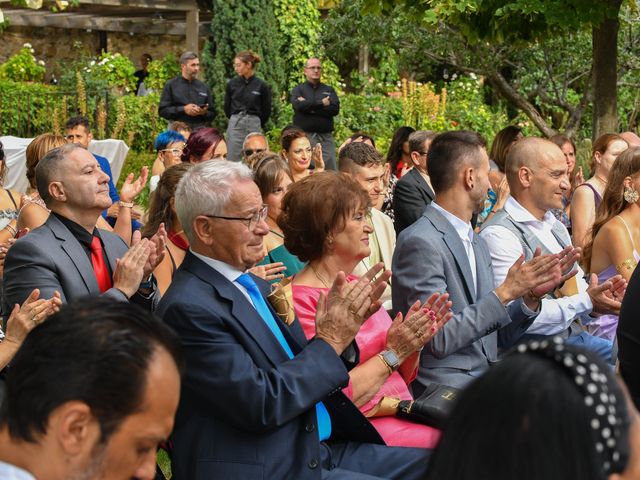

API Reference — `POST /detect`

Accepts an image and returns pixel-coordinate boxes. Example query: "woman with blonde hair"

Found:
[572,133,628,249]
[582,147,640,340]
[224,50,272,162]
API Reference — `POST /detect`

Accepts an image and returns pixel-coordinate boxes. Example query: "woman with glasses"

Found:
[280,129,323,182]
[279,172,452,448]
[150,130,186,192]
[181,127,228,164]
[224,50,271,162]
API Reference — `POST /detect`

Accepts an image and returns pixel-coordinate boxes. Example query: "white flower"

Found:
[451,73,458,80]
[30,48,35,54]
[469,72,477,80]
[20,67,25,72]
[23,42,32,48]
[90,60,96,66]
[38,60,45,66]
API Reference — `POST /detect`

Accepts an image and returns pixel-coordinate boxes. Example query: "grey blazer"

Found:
[3,214,156,311]
[392,205,537,389]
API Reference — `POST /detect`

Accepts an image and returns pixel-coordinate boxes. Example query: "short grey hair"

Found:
[175,160,253,242]
[35,143,84,206]
[179,51,198,64]
[242,132,267,151]
[408,130,437,154]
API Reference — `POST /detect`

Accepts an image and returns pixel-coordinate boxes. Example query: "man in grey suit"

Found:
[3,144,164,311]
[393,130,437,234]
[392,131,578,392]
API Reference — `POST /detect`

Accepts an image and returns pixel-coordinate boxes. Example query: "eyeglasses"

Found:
[244,148,267,157]
[160,148,183,156]
[416,151,428,157]
[204,205,268,231]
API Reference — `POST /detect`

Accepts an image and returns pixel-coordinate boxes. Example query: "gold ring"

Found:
[348,306,358,316]
[415,330,423,338]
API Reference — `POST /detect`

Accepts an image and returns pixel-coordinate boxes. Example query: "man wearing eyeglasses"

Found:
[157,160,431,479]
[290,58,340,171]
[241,132,269,163]
[393,130,438,234]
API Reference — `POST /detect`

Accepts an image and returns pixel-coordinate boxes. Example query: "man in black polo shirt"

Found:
[158,52,214,128]
[290,58,340,171]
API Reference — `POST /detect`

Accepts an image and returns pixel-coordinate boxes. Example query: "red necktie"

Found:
[90,236,112,293]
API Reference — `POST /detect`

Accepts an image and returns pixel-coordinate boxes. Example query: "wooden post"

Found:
[186,9,198,56]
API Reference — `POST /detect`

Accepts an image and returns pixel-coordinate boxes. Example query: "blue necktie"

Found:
[236,273,332,441]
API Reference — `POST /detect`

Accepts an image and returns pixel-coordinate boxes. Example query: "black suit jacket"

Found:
[157,252,382,480]
[393,168,435,234]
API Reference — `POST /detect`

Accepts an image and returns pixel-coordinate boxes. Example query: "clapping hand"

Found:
[4,289,62,346]
[249,262,286,282]
[312,143,325,172]
[315,263,390,354]
[385,293,453,363]
[588,273,627,315]
[530,246,581,298]
[495,247,560,305]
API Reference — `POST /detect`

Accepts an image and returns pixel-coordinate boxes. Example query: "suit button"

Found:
[305,423,316,433]
[308,459,319,469]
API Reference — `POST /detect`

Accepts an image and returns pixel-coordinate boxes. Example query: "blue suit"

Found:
[157,252,430,480]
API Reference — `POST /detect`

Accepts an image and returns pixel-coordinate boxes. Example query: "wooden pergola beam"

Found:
[0,0,198,11]
[1,8,209,36]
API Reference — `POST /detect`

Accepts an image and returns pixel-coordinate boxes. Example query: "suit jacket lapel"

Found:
[425,206,476,301]
[47,215,97,293]
[411,168,435,202]
[183,253,293,365]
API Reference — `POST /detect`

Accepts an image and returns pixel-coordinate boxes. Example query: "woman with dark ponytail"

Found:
[224,50,272,162]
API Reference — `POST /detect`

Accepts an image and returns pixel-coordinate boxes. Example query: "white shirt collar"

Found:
[0,461,35,480]
[190,249,245,282]
[432,201,474,243]
[503,196,558,227]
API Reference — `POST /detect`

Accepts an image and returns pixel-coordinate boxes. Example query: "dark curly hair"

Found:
[278,171,370,263]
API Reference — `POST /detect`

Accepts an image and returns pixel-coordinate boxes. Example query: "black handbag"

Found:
[395,383,460,429]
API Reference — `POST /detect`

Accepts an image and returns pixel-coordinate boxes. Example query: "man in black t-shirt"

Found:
[290,58,340,170]
[158,52,214,128]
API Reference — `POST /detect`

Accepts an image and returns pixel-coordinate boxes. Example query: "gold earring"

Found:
[624,187,639,203]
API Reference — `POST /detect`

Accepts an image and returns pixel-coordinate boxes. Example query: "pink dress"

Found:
[292,276,441,448]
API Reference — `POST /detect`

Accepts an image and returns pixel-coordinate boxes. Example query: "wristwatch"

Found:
[378,350,400,374]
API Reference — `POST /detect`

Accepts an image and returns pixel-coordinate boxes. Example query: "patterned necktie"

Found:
[236,273,332,441]
[89,236,111,293]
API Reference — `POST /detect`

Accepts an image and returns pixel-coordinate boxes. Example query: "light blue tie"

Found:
[236,273,332,441]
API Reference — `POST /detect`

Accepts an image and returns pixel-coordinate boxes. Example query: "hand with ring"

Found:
[315,263,389,355]
[385,292,453,364]
[3,289,62,348]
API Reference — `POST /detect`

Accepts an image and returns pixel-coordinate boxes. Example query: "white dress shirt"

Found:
[0,461,35,480]
[190,249,256,307]
[480,196,592,335]
[431,201,477,291]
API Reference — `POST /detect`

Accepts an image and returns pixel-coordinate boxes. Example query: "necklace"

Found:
[309,264,331,288]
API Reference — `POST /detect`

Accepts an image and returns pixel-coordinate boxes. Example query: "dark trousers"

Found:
[321,441,431,479]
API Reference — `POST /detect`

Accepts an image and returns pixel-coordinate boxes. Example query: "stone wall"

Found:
[2,26,207,80]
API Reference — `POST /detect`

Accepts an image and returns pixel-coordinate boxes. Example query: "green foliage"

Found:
[445,74,509,140]
[0,43,46,82]
[145,54,180,92]
[106,93,164,152]
[117,150,155,209]
[204,0,286,130]
[91,52,137,94]
[0,79,64,135]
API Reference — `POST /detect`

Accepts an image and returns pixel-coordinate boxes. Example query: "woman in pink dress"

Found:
[278,171,453,449]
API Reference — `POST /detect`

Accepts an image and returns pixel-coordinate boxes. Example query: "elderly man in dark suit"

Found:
[392,131,579,393]
[157,160,431,480]
[393,130,437,234]
[3,144,164,311]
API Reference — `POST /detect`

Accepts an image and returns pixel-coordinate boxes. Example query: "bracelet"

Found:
[4,224,17,237]
[376,353,394,375]
[118,200,134,208]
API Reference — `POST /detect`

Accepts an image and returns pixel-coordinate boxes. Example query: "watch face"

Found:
[383,350,399,368]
